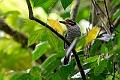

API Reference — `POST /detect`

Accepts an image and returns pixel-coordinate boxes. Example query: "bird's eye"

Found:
[68,21,76,26]
[69,22,76,26]
[65,19,76,26]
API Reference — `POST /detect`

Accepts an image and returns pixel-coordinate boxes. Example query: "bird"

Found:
[59,19,81,65]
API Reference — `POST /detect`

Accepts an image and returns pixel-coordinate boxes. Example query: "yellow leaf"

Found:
[48,19,63,35]
[85,27,100,47]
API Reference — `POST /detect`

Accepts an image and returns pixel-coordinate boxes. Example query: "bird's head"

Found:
[59,19,77,27]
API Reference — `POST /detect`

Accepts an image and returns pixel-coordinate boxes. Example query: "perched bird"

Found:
[59,19,81,65]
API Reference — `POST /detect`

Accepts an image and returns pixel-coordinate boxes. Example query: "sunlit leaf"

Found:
[47,30,59,51]
[30,0,47,7]
[32,42,48,60]
[76,35,86,51]
[30,66,41,76]
[61,0,73,10]
[42,54,57,68]
[100,44,108,54]
[11,73,22,80]
[28,29,45,46]
[41,60,61,77]
[90,40,101,55]
[0,73,4,80]
[48,19,63,35]
[84,56,99,63]
[85,27,100,47]
[57,40,65,58]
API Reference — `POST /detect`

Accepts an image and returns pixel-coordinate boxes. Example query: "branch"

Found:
[0,20,47,62]
[103,0,112,31]
[0,20,27,46]
[26,0,86,79]
[70,0,80,20]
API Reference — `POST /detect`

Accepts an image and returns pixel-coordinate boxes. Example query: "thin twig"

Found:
[104,1,119,79]
[103,0,112,30]
[91,1,94,26]
[0,20,27,47]
[93,0,107,19]
[92,0,111,34]
[70,0,80,20]
[26,0,86,79]
[104,0,120,78]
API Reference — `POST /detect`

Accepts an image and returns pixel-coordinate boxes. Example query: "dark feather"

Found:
[64,33,67,49]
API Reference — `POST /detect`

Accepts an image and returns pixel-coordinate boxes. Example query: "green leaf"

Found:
[57,40,65,58]
[30,66,41,76]
[5,11,20,28]
[76,35,86,51]
[40,0,56,12]
[31,77,42,80]
[32,42,48,60]
[91,74,105,80]
[28,29,45,46]
[11,74,22,80]
[90,40,101,55]
[110,0,120,8]
[42,60,61,77]
[84,56,98,63]
[51,72,61,80]
[58,60,76,79]
[100,44,108,54]
[41,54,57,68]
[94,60,107,75]
[113,36,120,53]
[18,73,30,80]
[61,0,73,10]
[47,30,59,51]
[0,73,4,80]
[107,56,113,74]
[30,0,47,7]
[113,9,120,20]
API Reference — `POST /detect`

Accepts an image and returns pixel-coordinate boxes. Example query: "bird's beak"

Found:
[59,21,68,24]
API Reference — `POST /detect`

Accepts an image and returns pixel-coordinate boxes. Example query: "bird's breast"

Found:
[66,26,81,43]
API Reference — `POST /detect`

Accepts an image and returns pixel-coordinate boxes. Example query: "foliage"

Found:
[0,0,120,80]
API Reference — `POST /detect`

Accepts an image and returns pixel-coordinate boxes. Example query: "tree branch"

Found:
[70,0,80,20]
[103,0,112,29]
[26,0,86,79]
[0,20,47,62]
[0,20,27,47]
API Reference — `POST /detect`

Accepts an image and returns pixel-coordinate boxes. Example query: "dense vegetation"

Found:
[0,0,120,80]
